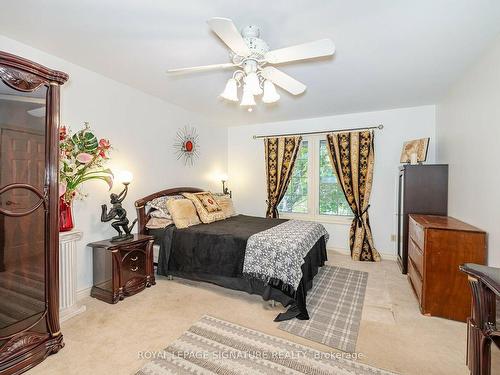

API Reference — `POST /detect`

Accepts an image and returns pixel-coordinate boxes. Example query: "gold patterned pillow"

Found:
[182,192,225,224]
[214,194,237,218]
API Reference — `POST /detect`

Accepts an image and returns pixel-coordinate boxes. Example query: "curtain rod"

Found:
[252,124,384,139]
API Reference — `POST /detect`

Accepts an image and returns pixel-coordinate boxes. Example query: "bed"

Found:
[135,187,328,321]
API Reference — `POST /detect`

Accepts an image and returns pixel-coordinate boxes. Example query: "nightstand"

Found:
[88,234,155,304]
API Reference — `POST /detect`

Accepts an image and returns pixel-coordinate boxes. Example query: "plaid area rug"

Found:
[279,265,368,352]
[136,315,396,374]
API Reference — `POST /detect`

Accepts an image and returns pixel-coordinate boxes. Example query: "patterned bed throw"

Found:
[243,220,329,293]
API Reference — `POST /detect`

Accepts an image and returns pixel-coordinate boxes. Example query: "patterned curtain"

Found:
[326,130,381,261]
[264,136,302,218]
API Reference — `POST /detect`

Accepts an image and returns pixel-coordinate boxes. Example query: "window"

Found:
[278,137,351,220]
[319,140,351,216]
[278,141,308,213]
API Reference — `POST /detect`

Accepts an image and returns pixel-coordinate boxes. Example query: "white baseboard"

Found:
[327,247,397,261]
[76,286,92,301]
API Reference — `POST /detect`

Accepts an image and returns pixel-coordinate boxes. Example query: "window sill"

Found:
[279,212,353,225]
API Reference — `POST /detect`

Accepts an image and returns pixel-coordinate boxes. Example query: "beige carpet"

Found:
[137,315,396,374]
[26,253,470,375]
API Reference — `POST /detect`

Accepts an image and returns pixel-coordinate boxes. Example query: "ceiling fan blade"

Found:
[207,17,251,57]
[261,66,306,95]
[166,62,236,73]
[265,39,335,64]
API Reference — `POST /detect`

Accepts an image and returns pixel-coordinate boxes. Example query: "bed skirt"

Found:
[157,236,327,321]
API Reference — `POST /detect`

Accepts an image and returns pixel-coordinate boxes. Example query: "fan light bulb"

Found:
[262,80,280,104]
[245,72,263,95]
[220,78,239,102]
[240,84,256,107]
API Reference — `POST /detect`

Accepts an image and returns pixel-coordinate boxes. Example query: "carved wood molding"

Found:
[0,332,48,361]
[0,51,69,87]
[0,183,47,217]
[0,67,46,92]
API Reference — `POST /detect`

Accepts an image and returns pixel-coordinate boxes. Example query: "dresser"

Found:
[397,165,448,274]
[407,215,486,322]
[89,235,155,304]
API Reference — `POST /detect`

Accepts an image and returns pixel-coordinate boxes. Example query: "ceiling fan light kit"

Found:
[168,17,335,112]
[240,84,257,107]
[220,78,239,101]
[262,80,280,104]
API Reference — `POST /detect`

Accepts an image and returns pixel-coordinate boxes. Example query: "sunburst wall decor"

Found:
[174,125,200,166]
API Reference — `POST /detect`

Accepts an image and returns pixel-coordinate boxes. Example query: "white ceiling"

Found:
[1,0,500,127]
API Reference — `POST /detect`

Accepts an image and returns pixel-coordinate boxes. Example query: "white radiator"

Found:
[59,230,86,322]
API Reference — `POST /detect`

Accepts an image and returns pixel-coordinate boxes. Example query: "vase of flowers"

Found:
[59,122,113,232]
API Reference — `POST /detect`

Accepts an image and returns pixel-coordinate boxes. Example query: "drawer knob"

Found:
[131,266,138,272]
[130,256,138,261]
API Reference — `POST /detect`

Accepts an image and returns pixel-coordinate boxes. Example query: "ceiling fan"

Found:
[167,17,335,111]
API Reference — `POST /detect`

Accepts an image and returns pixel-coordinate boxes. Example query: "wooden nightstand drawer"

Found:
[121,249,146,295]
[408,238,423,278]
[89,234,155,304]
[409,216,425,250]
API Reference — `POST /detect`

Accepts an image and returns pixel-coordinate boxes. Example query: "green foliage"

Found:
[319,141,351,216]
[278,142,308,213]
[279,140,351,216]
[71,127,99,153]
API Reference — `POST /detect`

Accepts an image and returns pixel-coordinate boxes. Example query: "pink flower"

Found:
[59,182,67,197]
[76,152,93,164]
[99,139,110,149]
[59,126,67,141]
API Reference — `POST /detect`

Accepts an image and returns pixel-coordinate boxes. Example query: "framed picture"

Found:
[400,138,430,164]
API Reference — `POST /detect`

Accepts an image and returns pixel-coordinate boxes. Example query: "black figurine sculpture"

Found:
[101,181,137,242]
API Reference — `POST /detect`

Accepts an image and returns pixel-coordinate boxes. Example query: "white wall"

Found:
[228,106,436,257]
[0,35,228,291]
[436,35,500,267]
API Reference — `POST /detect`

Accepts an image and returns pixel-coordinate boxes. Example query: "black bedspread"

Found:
[149,215,327,321]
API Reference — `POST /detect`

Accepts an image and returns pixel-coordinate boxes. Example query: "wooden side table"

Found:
[88,234,155,303]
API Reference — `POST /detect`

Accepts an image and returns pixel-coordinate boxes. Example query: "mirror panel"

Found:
[0,70,47,333]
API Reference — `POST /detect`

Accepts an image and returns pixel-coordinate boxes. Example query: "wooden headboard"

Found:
[134,187,204,235]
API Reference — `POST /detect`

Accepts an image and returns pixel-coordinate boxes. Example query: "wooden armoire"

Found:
[0,51,68,373]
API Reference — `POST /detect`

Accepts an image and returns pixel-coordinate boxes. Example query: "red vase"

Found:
[59,197,74,232]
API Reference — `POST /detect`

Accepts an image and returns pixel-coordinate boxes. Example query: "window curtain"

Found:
[264,136,302,218]
[325,130,381,261]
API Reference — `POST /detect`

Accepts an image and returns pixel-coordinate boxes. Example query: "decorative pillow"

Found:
[145,217,174,229]
[149,210,171,219]
[182,192,226,224]
[166,198,201,229]
[214,194,237,218]
[147,195,184,219]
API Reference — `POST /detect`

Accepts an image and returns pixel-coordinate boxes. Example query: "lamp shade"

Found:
[240,84,256,106]
[118,170,133,184]
[245,72,263,95]
[262,80,280,104]
[220,78,239,102]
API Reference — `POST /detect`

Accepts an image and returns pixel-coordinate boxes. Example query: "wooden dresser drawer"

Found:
[408,238,424,277]
[409,217,425,250]
[408,259,422,303]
